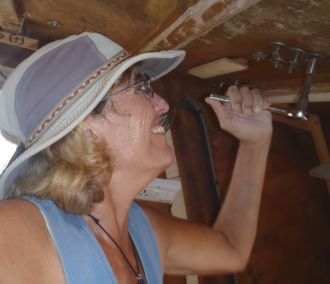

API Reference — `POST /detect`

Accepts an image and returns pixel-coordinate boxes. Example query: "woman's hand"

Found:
[205,85,273,144]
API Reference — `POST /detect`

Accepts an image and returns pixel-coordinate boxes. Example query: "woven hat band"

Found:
[24,49,131,148]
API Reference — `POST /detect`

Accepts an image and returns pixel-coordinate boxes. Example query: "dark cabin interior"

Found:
[1,0,330,283]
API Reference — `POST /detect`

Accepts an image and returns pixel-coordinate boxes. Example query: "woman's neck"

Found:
[90,167,158,236]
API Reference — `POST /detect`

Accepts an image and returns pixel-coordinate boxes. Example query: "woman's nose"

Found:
[151,93,169,114]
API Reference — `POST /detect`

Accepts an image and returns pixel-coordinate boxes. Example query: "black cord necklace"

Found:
[88,214,145,284]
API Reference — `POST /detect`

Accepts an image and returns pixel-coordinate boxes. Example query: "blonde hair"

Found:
[7,124,111,214]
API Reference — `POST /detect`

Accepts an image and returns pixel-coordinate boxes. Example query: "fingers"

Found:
[206,85,269,120]
[251,89,262,114]
[263,97,272,109]
[227,85,242,113]
[225,85,266,115]
[241,86,253,115]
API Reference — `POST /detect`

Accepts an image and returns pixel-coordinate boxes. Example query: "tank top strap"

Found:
[128,202,163,284]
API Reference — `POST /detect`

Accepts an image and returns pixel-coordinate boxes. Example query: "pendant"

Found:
[137,274,145,284]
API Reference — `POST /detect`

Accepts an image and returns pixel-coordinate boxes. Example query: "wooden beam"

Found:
[273,114,330,162]
[308,116,330,164]
[263,84,330,104]
[309,163,330,181]
[188,57,248,78]
[273,114,330,194]
[138,0,262,51]
[272,114,316,132]
[0,30,38,50]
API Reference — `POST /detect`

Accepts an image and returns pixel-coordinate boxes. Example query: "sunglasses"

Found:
[96,76,174,132]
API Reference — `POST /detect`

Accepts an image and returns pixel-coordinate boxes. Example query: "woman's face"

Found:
[89,77,174,176]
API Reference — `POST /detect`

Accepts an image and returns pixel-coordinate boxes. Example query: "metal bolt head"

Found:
[290,47,306,61]
[272,42,287,58]
[252,51,267,62]
[48,20,61,28]
[308,53,325,60]
[290,47,305,54]
[293,110,308,120]
[272,41,287,48]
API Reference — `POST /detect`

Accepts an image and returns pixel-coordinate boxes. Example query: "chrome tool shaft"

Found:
[208,94,297,118]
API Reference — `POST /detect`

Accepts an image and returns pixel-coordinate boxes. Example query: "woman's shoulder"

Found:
[0,199,64,283]
[0,198,46,232]
[0,198,51,255]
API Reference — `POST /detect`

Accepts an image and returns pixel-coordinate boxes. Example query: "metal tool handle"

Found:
[208,93,294,118]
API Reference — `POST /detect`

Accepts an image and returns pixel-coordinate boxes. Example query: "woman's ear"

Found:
[83,116,101,142]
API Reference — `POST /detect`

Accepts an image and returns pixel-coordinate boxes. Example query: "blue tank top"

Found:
[22,196,163,284]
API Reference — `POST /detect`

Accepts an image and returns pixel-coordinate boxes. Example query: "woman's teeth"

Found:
[152,126,165,134]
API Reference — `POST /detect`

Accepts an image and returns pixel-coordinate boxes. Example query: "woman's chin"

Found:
[160,152,176,172]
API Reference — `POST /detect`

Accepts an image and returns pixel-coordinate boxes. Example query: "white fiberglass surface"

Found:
[0,134,16,173]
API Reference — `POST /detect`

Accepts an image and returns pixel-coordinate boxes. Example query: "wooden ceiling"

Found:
[1,0,330,103]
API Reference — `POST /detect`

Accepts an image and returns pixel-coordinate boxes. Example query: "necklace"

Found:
[88,214,145,284]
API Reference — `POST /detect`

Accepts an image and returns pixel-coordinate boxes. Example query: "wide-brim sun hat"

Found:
[0,32,185,199]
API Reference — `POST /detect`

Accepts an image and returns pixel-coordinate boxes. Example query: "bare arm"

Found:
[210,85,272,268]
[0,200,66,284]
[144,86,273,275]
[212,137,271,269]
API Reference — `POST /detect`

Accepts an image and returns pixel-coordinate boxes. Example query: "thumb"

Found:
[205,97,227,121]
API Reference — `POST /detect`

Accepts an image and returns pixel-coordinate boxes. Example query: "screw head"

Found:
[252,51,267,62]
[294,110,308,120]
[47,20,61,28]
[308,53,325,60]
[272,41,287,48]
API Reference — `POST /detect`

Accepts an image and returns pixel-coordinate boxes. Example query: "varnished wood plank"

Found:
[138,0,262,51]
[263,84,330,104]
[20,0,178,51]
[273,114,330,194]
[188,57,248,78]
[0,30,38,50]
[273,114,330,162]
[309,163,330,180]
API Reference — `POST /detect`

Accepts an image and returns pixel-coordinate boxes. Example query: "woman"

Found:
[0,32,272,283]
